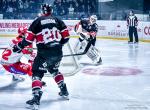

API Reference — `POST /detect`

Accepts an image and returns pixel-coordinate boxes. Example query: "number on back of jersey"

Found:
[42,27,60,44]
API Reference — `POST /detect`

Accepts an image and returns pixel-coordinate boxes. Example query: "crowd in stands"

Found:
[53,0,97,19]
[0,0,97,19]
[0,0,44,19]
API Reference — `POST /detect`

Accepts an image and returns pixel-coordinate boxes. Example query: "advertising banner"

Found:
[0,20,150,40]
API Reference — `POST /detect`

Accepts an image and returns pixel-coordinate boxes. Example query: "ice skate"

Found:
[41,81,47,87]
[59,83,69,100]
[12,74,25,82]
[95,57,102,66]
[26,91,43,110]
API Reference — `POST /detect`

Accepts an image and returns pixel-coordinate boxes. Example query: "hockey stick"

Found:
[63,51,86,57]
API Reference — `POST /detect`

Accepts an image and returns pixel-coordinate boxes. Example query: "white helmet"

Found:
[89,15,97,24]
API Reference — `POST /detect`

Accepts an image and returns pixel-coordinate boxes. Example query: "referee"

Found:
[127,10,139,44]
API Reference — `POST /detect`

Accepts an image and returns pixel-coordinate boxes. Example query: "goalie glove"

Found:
[80,33,90,40]
[87,36,94,42]
[80,33,93,42]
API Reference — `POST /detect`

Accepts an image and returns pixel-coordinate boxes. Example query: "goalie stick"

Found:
[0,47,85,57]
[0,33,91,57]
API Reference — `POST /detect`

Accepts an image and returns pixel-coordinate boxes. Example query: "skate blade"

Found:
[26,104,39,110]
[33,104,39,110]
[12,78,25,82]
[26,104,34,109]
[59,95,69,100]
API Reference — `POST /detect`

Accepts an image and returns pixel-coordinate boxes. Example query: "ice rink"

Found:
[0,38,150,110]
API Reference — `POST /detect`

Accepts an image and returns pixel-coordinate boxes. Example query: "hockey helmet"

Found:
[18,26,27,37]
[89,15,97,24]
[129,10,134,16]
[41,3,52,14]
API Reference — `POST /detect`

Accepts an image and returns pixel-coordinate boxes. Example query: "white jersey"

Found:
[1,48,24,65]
[0,39,34,65]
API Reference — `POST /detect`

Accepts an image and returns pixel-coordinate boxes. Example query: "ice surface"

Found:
[0,38,150,110]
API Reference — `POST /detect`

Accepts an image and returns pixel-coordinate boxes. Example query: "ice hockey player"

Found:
[13,3,69,110]
[74,15,102,65]
[0,26,34,81]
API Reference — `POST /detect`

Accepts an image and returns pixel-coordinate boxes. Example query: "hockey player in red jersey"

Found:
[0,26,34,81]
[13,3,69,109]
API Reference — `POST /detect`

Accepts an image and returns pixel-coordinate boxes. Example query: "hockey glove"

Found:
[22,48,33,54]
[13,45,22,53]
[87,36,94,42]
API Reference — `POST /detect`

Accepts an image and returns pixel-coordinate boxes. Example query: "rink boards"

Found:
[0,20,150,42]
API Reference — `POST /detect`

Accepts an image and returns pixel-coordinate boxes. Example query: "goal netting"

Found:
[59,39,81,76]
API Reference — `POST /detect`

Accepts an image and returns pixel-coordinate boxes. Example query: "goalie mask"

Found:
[89,15,97,24]
[41,3,52,15]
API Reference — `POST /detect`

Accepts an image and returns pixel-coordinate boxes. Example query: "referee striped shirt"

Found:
[127,15,138,27]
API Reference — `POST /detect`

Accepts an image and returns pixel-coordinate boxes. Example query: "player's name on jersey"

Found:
[41,19,56,25]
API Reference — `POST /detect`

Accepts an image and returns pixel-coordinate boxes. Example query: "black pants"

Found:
[129,26,139,42]
[32,54,62,79]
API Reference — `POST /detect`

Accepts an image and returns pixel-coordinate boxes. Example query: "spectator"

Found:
[18,0,24,12]
[62,0,69,15]
[6,5,13,13]
[68,4,74,15]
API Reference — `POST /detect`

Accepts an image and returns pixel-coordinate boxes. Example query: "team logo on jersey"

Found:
[42,62,47,68]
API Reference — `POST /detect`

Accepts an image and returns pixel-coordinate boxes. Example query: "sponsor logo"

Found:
[144,26,150,35]
[82,67,142,76]
[108,30,128,37]
[98,26,106,30]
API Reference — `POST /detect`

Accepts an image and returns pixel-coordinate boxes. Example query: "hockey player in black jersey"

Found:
[13,4,69,110]
[74,15,102,65]
[75,15,98,46]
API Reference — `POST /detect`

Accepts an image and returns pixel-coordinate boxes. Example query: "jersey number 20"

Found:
[42,28,59,44]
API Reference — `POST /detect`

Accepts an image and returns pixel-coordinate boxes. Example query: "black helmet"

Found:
[41,4,52,14]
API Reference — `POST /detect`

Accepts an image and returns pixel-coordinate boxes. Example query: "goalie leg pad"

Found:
[74,39,88,54]
[86,45,102,64]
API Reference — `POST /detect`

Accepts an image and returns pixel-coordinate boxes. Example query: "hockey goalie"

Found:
[74,15,102,65]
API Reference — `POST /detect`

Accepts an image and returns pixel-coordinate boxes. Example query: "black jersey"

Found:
[27,15,69,48]
[127,15,138,27]
[80,19,98,33]
[20,14,70,57]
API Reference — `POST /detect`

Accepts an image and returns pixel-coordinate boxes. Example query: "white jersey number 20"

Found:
[42,28,59,44]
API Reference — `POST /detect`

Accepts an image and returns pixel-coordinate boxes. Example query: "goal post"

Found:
[59,40,81,76]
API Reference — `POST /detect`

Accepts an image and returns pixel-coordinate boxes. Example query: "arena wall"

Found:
[0,20,150,42]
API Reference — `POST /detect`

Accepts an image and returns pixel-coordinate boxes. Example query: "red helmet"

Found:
[18,26,28,36]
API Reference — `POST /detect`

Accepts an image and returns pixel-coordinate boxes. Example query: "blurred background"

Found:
[0,0,149,21]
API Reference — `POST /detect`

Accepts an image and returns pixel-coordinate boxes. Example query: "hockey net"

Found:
[59,39,81,76]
